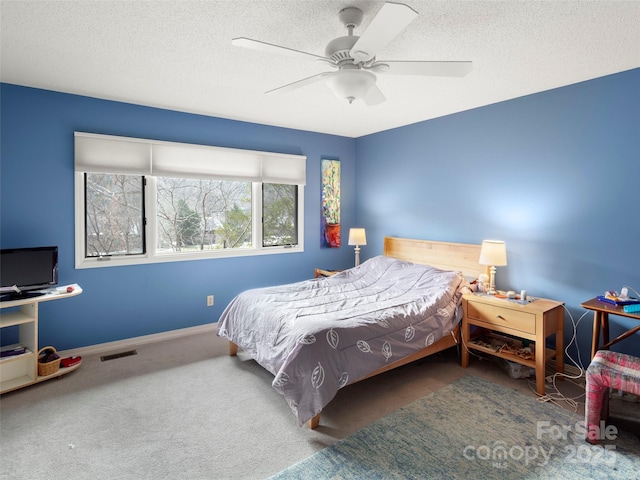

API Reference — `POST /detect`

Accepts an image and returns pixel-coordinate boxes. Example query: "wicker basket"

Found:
[38,346,61,377]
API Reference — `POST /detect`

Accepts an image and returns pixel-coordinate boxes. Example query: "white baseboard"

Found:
[58,323,217,358]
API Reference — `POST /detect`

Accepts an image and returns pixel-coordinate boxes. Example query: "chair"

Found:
[585,350,640,443]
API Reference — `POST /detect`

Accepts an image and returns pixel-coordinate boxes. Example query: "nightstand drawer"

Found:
[467,301,536,334]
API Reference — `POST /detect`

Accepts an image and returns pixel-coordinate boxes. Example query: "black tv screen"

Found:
[0,246,59,296]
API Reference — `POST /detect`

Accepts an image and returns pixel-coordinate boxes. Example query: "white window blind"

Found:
[151,143,262,182]
[74,132,306,185]
[261,154,307,184]
[74,134,151,175]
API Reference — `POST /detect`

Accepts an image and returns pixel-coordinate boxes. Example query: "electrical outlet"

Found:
[207,295,214,306]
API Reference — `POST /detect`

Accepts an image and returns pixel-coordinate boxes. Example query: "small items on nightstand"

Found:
[477,273,489,293]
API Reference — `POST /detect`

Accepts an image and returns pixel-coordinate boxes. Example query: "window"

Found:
[155,177,252,252]
[85,173,145,257]
[74,133,306,268]
[262,183,298,247]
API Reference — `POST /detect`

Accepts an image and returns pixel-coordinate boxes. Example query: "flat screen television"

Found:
[0,246,58,301]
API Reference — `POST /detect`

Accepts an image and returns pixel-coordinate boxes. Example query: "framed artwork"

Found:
[321,158,340,248]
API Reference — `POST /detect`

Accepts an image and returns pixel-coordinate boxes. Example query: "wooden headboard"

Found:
[383,236,489,280]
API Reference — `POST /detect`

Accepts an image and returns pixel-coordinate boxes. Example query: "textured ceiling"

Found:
[1,0,639,138]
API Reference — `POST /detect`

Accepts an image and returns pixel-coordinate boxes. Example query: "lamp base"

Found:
[488,265,497,295]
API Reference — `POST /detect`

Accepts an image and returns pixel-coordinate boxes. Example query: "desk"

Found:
[581,298,640,359]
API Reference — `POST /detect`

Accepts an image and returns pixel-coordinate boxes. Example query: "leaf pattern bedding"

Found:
[217,255,473,426]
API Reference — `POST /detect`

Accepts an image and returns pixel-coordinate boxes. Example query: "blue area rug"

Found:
[269,375,640,479]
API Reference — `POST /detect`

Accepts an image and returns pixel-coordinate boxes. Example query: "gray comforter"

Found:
[217,255,472,425]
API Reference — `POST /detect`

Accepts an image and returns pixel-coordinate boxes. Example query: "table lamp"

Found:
[478,240,507,295]
[348,228,367,267]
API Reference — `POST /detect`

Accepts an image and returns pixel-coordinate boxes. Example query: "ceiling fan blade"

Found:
[363,84,386,106]
[374,61,473,77]
[349,2,418,63]
[265,72,331,94]
[232,37,326,62]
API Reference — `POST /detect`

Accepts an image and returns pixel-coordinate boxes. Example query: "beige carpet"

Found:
[0,329,621,480]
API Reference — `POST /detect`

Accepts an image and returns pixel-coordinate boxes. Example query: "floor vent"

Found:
[100,350,138,362]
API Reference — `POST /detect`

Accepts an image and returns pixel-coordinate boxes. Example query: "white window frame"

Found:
[74,133,305,269]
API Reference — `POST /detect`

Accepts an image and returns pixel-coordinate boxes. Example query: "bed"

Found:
[217,237,488,428]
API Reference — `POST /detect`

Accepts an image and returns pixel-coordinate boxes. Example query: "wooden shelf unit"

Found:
[0,284,82,393]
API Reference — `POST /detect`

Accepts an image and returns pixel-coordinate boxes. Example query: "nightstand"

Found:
[314,268,342,278]
[461,293,565,395]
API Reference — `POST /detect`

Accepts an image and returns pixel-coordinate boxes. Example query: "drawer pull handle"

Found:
[496,315,506,320]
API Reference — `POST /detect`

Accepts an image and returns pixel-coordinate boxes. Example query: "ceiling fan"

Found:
[232,2,472,105]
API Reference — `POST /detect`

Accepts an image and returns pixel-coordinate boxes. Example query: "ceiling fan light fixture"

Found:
[234,2,471,107]
[326,69,376,104]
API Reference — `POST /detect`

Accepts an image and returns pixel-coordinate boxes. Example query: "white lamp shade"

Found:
[348,228,367,246]
[478,240,507,266]
[326,70,376,104]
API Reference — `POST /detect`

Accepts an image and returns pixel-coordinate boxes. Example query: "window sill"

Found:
[75,244,303,269]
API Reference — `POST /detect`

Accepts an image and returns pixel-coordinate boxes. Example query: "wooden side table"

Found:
[580,298,640,359]
[461,293,565,395]
[314,268,341,278]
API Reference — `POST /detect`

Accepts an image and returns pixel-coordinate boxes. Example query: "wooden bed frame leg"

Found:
[229,342,238,356]
[308,412,321,429]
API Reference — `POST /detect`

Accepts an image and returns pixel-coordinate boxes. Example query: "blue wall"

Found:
[0,84,356,349]
[2,69,639,364]
[356,68,640,366]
